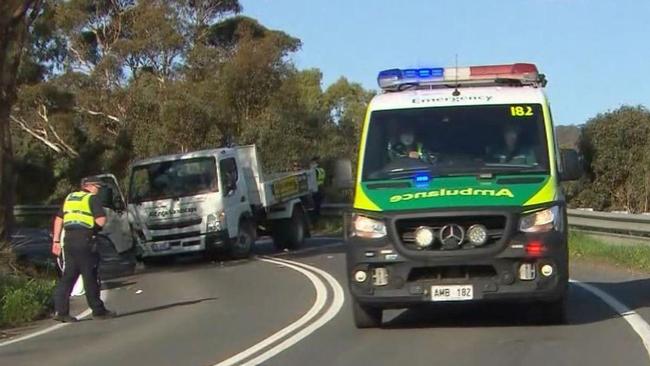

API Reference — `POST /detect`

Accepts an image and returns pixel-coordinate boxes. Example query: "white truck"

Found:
[127,145,318,261]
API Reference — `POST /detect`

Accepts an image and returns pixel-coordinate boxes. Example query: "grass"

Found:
[0,244,57,329]
[0,275,56,328]
[569,231,650,272]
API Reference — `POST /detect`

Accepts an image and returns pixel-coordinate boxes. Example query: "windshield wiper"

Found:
[479,166,547,176]
[482,163,539,169]
[386,166,440,180]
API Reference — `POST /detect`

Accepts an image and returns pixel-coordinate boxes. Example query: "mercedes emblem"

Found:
[439,224,465,249]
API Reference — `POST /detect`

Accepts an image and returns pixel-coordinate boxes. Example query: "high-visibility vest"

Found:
[315,167,326,186]
[62,191,94,229]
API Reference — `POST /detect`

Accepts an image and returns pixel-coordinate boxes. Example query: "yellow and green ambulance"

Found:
[345,63,582,328]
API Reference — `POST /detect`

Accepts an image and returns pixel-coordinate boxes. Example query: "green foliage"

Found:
[0,276,55,327]
[569,231,650,272]
[311,216,343,236]
[12,0,375,207]
[571,106,650,212]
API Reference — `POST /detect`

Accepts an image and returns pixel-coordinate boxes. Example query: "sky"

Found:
[240,0,650,125]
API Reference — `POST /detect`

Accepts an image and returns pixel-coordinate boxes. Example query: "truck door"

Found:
[96,175,133,253]
[219,157,249,238]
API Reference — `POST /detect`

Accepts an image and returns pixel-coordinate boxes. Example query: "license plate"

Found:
[152,243,170,252]
[431,285,473,301]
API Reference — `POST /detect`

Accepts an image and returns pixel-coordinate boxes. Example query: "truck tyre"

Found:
[229,219,254,259]
[271,222,290,250]
[271,206,307,250]
[286,206,307,250]
[352,299,382,329]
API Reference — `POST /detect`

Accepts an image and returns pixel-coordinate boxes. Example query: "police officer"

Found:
[310,157,326,216]
[51,177,116,322]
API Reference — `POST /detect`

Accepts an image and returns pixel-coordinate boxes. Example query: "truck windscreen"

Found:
[361,104,549,181]
[129,157,218,203]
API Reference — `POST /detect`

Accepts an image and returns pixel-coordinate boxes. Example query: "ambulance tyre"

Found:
[352,299,382,329]
[540,295,568,325]
[229,219,254,260]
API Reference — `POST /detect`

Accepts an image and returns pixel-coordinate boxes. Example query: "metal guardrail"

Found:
[567,209,650,238]
[15,203,650,239]
[321,204,650,239]
[14,205,58,217]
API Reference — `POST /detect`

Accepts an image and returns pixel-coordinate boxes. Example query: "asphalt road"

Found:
[2,237,650,366]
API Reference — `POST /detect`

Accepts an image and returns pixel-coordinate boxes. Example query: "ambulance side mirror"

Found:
[333,159,354,190]
[560,149,582,181]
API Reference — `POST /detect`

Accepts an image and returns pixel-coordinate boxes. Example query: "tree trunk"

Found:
[0,1,39,242]
[0,96,16,243]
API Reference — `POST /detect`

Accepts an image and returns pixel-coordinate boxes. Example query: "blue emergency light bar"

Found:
[377,63,543,92]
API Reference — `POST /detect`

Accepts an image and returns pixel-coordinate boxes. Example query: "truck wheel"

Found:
[352,299,382,329]
[271,206,307,250]
[230,219,254,259]
[286,206,307,250]
[271,222,290,250]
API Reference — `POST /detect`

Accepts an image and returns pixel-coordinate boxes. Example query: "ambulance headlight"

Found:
[519,206,560,233]
[467,224,488,246]
[351,214,387,239]
[207,212,225,232]
[414,226,435,248]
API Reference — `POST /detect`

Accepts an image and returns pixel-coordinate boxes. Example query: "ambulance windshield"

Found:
[361,104,549,181]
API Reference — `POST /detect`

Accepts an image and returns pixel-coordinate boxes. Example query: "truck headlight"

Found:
[519,206,560,233]
[351,214,387,239]
[207,212,225,232]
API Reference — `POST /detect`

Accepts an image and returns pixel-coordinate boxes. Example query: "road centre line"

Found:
[0,239,343,350]
[214,257,329,366]
[571,279,650,361]
[239,256,345,366]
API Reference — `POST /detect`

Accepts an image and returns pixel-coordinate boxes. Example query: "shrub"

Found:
[0,276,55,327]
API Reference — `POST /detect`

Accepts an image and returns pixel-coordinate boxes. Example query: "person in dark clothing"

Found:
[488,124,537,165]
[310,157,325,217]
[51,177,116,322]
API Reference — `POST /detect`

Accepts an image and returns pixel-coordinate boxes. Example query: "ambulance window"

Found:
[361,104,549,181]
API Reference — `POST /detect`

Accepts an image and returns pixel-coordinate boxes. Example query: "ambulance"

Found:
[344,63,582,328]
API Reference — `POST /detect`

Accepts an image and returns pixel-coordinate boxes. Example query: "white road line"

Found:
[240,257,345,366]
[214,257,328,366]
[571,279,650,360]
[0,290,106,348]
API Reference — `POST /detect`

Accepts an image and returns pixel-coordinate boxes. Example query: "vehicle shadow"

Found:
[102,279,138,290]
[137,236,345,275]
[579,278,650,316]
[115,297,219,318]
[381,278,650,329]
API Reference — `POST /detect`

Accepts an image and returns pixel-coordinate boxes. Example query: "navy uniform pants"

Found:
[53,234,106,316]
